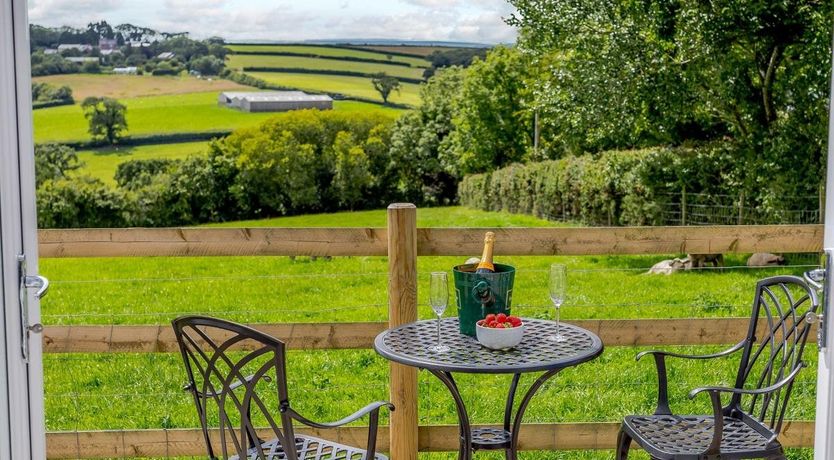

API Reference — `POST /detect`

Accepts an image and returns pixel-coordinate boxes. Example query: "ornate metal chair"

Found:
[616,275,819,460]
[172,315,394,460]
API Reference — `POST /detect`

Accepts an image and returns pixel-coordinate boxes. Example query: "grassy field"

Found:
[34,92,402,143]
[227,54,425,80]
[32,73,249,100]
[75,141,209,184]
[226,44,428,68]
[248,72,422,106]
[39,207,818,459]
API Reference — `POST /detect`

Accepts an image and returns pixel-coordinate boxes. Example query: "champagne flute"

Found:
[429,271,450,353]
[548,263,567,342]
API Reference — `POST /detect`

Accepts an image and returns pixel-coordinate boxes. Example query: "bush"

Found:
[36,176,129,228]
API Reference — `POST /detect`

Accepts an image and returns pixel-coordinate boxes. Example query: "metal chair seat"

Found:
[622,414,778,459]
[231,435,388,460]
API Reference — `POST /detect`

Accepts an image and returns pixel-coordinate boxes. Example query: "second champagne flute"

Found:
[548,263,567,342]
[429,271,450,353]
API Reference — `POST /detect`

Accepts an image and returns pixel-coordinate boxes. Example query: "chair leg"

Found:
[615,427,632,460]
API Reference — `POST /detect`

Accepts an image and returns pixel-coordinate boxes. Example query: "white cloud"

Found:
[28,0,125,26]
[28,0,518,44]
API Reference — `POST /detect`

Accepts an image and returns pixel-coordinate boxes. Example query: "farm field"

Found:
[39,206,817,459]
[75,141,209,184]
[227,54,425,80]
[248,71,422,106]
[226,44,428,67]
[32,73,249,100]
[34,92,401,143]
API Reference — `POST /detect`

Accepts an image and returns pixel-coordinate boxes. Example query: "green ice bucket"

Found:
[452,263,516,337]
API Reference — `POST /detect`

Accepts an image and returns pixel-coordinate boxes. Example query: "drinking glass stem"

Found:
[555,305,560,335]
[436,315,442,346]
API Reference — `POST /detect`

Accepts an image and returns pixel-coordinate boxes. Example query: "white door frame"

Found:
[0,0,46,458]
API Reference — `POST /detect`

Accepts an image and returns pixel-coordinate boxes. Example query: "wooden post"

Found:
[681,187,687,226]
[387,203,418,460]
[738,191,745,225]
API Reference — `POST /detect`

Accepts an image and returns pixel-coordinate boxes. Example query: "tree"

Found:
[81,97,128,144]
[34,144,81,187]
[444,47,532,175]
[388,67,464,204]
[371,73,400,105]
[333,131,372,209]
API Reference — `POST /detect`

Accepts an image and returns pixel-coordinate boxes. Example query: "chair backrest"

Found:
[172,315,297,460]
[731,275,819,432]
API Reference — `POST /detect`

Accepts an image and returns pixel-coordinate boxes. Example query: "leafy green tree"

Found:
[189,55,224,75]
[81,97,128,144]
[444,46,532,175]
[333,131,372,209]
[371,73,401,105]
[34,144,81,187]
[388,67,464,204]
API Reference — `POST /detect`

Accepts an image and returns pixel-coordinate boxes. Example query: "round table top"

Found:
[373,318,604,374]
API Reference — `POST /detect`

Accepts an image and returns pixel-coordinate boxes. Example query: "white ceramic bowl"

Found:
[476,322,525,350]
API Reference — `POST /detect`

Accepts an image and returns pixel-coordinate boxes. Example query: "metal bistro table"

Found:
[374,317,604,460]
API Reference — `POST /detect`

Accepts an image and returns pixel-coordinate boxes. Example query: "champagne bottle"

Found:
[475,232,496,273]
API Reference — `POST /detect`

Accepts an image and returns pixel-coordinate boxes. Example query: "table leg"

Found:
[509,369,562,458]
[503,374,521,460]
[428,369,473,460]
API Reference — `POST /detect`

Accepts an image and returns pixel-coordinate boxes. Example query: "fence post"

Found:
[681,187,687,226]
[738,191,745,225]
[387,203,418,460]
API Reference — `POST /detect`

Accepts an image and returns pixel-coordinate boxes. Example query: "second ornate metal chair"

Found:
[172,315,394,460]
[616,275,819,459]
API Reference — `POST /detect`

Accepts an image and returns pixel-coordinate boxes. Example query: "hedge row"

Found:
[458,144,742,226]
[32,99,74,110]
[61,130,232,150]
[232,50,413,67]
[242,67,424,84]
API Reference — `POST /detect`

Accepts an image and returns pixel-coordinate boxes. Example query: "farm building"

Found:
[218,91,333,112]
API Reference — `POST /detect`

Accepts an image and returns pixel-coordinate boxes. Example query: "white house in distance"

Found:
[218,91,334,112]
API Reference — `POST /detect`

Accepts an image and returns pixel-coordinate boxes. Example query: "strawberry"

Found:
[496,313,508,323]
[508,316,522,327]
[488,321,498,328]
[477,320,485,326]
[504,322,513,328]
[493,322,505,328]
[484,314,496,323]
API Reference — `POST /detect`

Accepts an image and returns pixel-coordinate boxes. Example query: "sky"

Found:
[27,0,518,44]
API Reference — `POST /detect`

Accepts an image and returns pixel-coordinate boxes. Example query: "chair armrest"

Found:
[688,363,806,400]
[636,340,746,415]
[636,340,746,362]
[685,363,806,457]
[287,401,395,429]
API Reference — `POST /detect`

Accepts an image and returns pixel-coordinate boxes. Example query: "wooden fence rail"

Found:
[44,422,816,459]
[37,208,824,459]
[39,224,823,258]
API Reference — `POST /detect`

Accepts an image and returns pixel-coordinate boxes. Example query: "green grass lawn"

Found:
[39,206,818,459]
[34,93,403,144]
[248,72,422,106]
[226,44,428,68]
[75,141,210,184]
[227,54,425,80]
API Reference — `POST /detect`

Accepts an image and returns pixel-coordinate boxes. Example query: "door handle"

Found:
[17,254,47,362]
[24,275,48,299]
